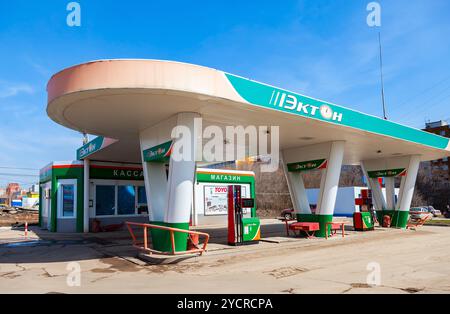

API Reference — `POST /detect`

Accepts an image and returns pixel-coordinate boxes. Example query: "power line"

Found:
[399,88,450,122]
[0,173,39,178]
[415,84,450,108]
[0,178,38,185]
[0,166,39,171]
[0,175,37,180]
[395,74,450,110]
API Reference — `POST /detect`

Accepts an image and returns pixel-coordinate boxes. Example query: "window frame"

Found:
[93,180,148,218]
[57,179,77,219]
[137,186,148,205]
[117,184,137,216]
[40,182,51,218]
[94,183,117,218]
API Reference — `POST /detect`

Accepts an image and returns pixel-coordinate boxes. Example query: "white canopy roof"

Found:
[47,59,450,164]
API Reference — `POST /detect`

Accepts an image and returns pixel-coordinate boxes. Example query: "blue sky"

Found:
[1,0,450,187]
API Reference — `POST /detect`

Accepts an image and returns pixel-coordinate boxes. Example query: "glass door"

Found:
[117,185,136,216]
[95,185,116,216]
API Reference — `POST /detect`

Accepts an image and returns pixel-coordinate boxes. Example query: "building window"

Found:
[40,185,50,217]
[137,186,148,214]
[96,185,115,216]
[117,185,136,215]
[138,186,147,204]
[57,179,77,219]
[61,185,75,217]
[94,183,147,217]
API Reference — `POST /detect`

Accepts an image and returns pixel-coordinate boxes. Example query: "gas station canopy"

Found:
[43,59,450,241]
[47,59,450,164]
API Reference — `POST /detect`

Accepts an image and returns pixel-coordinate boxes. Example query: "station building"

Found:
[39,160,255,233]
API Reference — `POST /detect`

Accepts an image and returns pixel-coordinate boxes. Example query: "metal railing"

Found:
[126,222,210,256]
[407,213,432,229]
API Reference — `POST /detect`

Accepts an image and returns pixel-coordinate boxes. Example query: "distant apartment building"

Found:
[423,120,450,183]
[3,183,22,205]
[0,188,6,204]
[6,183,20,197]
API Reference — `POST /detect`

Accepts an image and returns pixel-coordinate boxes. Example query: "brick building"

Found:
[423,120,450,183]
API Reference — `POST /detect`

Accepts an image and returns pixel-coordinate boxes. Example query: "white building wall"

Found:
[306,187,400,217]
[194,182,252,226]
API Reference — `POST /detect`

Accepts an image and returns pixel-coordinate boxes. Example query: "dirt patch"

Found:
[0,209,38,227]
[93,257,143,273]
[342,283,373,293]
[41,269,54,278]
[91,268,116,274]
[281,288,296,294]
[401,287,424,294]
[1,272,21,279]
[265,267,309,279]
[350,283,372,289]
[146,263,199,274]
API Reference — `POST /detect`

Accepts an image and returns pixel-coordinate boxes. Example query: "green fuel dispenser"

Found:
[353,212,374,231]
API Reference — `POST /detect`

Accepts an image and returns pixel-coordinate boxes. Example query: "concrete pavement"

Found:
[1,220,449,294]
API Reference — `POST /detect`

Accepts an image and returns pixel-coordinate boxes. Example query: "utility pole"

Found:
[378,32,388,120]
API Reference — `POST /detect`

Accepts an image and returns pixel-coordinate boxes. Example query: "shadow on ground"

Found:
[0,222,300,264]
[0,220,358,265]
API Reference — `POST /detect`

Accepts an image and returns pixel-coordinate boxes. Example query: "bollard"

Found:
[25,222,28,238]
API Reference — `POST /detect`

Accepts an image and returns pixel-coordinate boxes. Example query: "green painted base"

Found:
[150,221,190,253]
[296,214,333,238]
[376,210,409,228]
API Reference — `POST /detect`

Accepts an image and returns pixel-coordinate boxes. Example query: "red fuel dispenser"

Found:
[227,185,261,246]
[354,189,375,231]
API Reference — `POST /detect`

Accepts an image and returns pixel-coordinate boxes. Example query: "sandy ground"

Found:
[0,219,449,294]
[0,209,39,227]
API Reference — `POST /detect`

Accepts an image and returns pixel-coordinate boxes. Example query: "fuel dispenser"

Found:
[353,189,375,231]
[227,185,261,246]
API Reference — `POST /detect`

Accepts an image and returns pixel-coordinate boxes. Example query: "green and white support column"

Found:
[143,162,167,226]
[281,152,311,217]
[315,141,345,236]
[385,177,396,211]
[370,176,387,212]
[282,141,345,237]
[140,112,201,252]
[361,155,421,228]
[395,155,421,227]
[361,162,387,213]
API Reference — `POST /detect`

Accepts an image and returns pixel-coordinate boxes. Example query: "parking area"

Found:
[1,219,450,294]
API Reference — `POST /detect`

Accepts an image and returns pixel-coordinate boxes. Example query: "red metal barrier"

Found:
[126,222,210,256]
